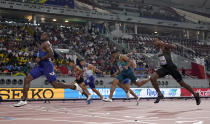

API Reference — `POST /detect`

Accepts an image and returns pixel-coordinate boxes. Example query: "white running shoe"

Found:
[13,101,27,107]
[74,83,83,93]
[103,98,112,102]
[102,98,106,101]
[87,95,92,104]
[136,97,140,106]
[87,94,92,101]
[126,91,130,99]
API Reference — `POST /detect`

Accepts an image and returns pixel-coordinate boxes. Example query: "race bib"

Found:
[159,56,167,65]
[119,65,124,71]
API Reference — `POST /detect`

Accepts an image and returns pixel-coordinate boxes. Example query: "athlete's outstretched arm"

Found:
[127,49,136,57]
[88,64,103,74]
[163,43,177,49]
[154,38,176,49]
[111,68,119,77]
[121,55,134,70]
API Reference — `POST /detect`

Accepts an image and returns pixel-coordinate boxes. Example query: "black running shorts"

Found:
[156,64,182,82]
[75,78,84,84]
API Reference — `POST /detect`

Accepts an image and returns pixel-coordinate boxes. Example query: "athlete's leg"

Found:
[124,83,138,99]
[118,83,129,94]
[170,68,201,105]
[22,66,44,100]
[80,82,92,104]
[22,74,34,101]
[135,78,150,87]
[150,72,162,97]
[178,80,198,96]
[178,80,200,105]
[51,81,76,89]
[86,76,103,100]
[45,63,77,90]
[109,78,120,99]
[129,90,138,99]
[14,66,42,107]
[103,72,125,102]
[91,88,103,99]
[80,82,91,96]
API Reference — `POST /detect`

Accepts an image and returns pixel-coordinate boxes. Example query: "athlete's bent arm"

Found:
[40,42,54,61]
[121,55,134,70]
[89,64,103,74]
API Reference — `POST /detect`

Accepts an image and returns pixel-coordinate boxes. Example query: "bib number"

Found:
[159,56,167,65]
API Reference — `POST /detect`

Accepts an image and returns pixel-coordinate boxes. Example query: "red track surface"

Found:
[0,99,210,124]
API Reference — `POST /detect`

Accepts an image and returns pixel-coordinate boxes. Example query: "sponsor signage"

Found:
[0,88,64,100]
[64,88,128,99]
[0,88,182,100]
[181,88,210,97]
[130,88,181,98]
[64,88,181,99]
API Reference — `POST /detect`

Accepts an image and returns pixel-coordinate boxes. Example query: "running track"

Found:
[0,99,210,124]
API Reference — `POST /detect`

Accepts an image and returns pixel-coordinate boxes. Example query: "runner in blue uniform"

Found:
[103,51,147,102]
[14,32,82,107]
[110,60,140,105]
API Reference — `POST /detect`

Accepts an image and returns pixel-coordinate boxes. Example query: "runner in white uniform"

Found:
[80,60,105,100]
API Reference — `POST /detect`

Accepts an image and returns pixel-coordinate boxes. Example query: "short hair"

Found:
[79,59,85,62]
[111,50,119,54]
[69,59,74,63]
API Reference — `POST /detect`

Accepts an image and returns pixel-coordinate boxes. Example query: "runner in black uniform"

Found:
[150,38,200,105]
[69,60,92,104]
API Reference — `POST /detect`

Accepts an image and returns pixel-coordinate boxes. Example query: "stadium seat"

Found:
[12,79,17,85]
[95,80,99,85]
[18,79,23,85]
[61,80,66,83]
[99,80,103,85]
[45,80,49,85]
[0,79,5,85]
[6,79,11,85]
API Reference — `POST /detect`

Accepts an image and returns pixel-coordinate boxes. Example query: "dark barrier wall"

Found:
[0,76,209,88]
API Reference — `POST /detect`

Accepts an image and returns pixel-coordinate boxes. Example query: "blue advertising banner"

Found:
[33,0,74,8]
[64,88,128,99]
[64,88,181,99]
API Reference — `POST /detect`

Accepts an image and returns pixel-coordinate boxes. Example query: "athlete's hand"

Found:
[35,57,41,63]
[102,72,106,75]
[132,49,136,54]
[124,66,129,70]
[111,74,116,77]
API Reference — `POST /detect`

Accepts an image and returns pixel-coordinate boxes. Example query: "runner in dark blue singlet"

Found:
[14,32,82,107]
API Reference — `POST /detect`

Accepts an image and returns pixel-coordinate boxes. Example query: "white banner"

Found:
[130,88,181,98]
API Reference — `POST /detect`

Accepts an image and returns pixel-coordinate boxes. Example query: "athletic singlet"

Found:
[37,41,52,63]
[158,49,173,66]
[128,54,137,68]
[75,66,83,79]
[83,63,93,77]
[118,54,129,71]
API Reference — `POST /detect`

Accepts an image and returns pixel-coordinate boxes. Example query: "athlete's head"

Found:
[111,50,120,59]
[40,32,50,41]
[153,38,163,47]
[69,59,75,67]
[79,59,86,67]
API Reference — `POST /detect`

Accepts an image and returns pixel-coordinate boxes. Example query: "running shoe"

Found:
[195,93,201,105]
[13,101,27,107]
[74,83,83,93]
[126,91,130,99]
[154,95,164,104]
[103,98,112,102]
[87,95,92,104]
[136,97,140,106]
